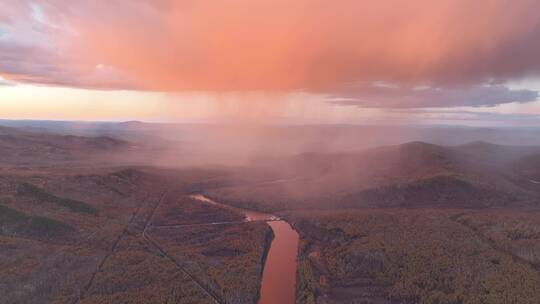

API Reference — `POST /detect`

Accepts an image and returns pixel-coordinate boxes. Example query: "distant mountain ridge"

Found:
[0,125,132,164]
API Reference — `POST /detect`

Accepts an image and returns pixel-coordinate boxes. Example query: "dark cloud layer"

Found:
[389,109,540,125]
[329,84,539,108]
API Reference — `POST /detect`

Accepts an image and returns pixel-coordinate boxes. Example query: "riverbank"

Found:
[254,226,275,303]
[191,194,299,304]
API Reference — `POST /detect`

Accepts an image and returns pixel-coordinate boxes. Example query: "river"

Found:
[190,195,299,304]
[258,220,298,304]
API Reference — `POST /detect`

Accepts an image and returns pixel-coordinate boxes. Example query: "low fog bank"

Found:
[2,119,540,167]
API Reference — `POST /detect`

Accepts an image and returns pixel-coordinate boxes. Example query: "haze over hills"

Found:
[2,121,540,303]
[0,125,134,165]
[206,140,540,211]
[3,119,540,147]
[2,122,540,210]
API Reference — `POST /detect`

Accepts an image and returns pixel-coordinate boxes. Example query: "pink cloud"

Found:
[1,0,540,107]
[66,1,540,91]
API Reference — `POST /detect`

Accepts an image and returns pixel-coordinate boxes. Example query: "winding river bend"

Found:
[190,195,299,304]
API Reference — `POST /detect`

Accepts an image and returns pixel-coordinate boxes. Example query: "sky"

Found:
[1,1,540,125]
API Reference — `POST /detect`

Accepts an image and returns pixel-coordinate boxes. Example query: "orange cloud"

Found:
[63,0,540,92]
[2,0,540,111]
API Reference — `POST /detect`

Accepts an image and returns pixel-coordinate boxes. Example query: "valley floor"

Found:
[0,167,271,304]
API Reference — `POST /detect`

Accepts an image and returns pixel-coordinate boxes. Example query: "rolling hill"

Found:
[0,125,132,164]
[206,141,540,210]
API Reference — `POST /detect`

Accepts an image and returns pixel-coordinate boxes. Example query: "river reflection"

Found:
[258,220,298,304]
[190,194,276,222]
[190,194,299,303]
